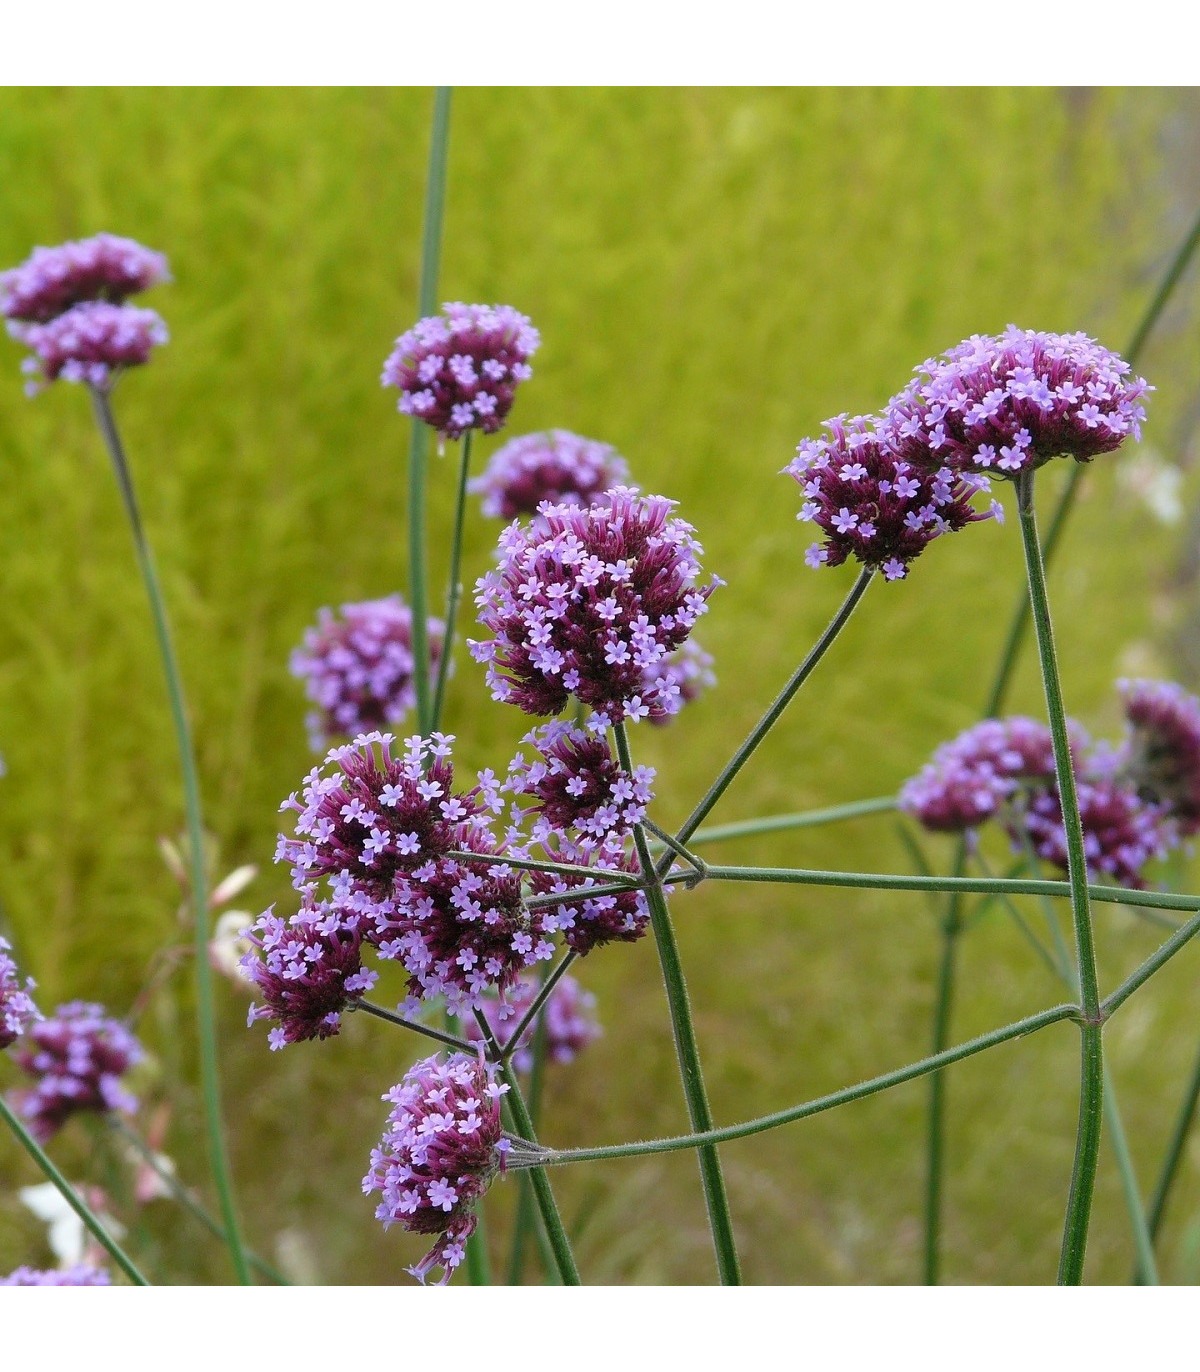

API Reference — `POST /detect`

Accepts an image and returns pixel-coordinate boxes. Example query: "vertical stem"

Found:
[408,86,453,734]
[430,429,471,731]
[506,964,552,1285]
[615,722,742,1284]
[90,389,250,1285]
[1015,469,1103,1285]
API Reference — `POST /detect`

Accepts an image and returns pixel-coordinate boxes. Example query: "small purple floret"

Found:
[642,638,716,723]
[0,936,41,1050]
[363,1051,509,1285]
[382,302,539,441]
[469,429,630,519]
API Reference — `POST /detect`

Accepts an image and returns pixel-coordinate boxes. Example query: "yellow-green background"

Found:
[2,87,1200,1284]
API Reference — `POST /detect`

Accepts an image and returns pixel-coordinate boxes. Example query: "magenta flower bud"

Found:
[13,1002,143,1142]
[1,1265,111,1286]
[469,429,630,519]
[363,1052,510,1285]
[290,596,446,750]
[0,936,40,1050]
[884,326,1150,479]
[1,233,169,324]
[785,414,1000,581]
[471,486,720,723]
[242,900,378,1050]
[382,302,539,441]
[1117,678,1200,835]
[463,970,601,1074]
[12,300,167,394]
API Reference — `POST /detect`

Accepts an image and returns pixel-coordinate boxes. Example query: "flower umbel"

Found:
[382,302,539,441]
[1,233,169,324]
[470,429,630,520]
[1117,677,1200,835]
[0,936,40,1049]
[363,1051,509,1285]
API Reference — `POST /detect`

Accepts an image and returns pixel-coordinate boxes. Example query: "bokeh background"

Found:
[2,87,1200,1284]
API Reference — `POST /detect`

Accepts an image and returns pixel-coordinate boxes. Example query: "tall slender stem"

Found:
[89,389,250,1285]
[615,722,742,1285]
[431,431,472,730]
[407,86,453,734]
[687,797,896,848]
[506,965,552,1285]
[1015,468,1103,1286]
[671,568,873,854]
[0,1094,149,1286]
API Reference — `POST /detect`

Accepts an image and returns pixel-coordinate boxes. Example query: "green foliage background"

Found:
[2,87,1200,1283]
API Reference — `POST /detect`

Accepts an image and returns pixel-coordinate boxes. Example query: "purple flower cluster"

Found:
[2,234,169,394]
[463,970,601,1074]
[471,486,719,723]
[13,1002,143,1142]
[1,1264,111,1286]
[884,326,1150,479]
[901,683,1200,887]
[0,233,169,323]
[290,596,446,750]
[506,720,655,843]
[470,429,630,520]
[382,303,539,441]
[242,900,377,1050]
[1,936,40,1050]
[363,1052,509,1285]
[786,414,1001,580]
[527,835,651,955]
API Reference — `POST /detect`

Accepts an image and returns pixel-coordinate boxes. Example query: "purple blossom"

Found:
[242,900,378,1050]
[1,936,41,1049]
[376,825,557,1015]
[1,1264,111,1286]
[12,301,167,394]
[462,970,601,1074]
[469,429,630,519]
[290,596,446,750]
[883,326,1150,479]
[1,233,169,324]
[642,639,716,724]
[899,717,1060,832]
[12,1002,143,1142]
[382,302,539,441]
[363,1052,509,1285]
[505,720,655,842]
[527,834,651,956]
[471,486,720,723]
[1117,678,1200,834]
[785,414,1000,580]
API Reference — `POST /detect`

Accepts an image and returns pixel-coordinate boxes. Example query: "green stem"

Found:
[615,723,741,1285]
[506,965,552,1285]
[445,848,639,886]
[355,998,474,1051]
[687,797,896,848]
[430,430,471,730]
[108,1118,288,1284]
[408,86,453,735]
[0,1094,149,1285]
[518,1003,1078,1168]
[89,389,250,1286]
[1143,1032,1200,1261]
[1015,469,1103,1286]
[671,568,873,855]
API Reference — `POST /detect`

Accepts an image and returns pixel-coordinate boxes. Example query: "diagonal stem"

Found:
[89,388,250,1285]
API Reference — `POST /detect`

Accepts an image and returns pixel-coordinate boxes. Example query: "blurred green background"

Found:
[2,87,1200,1285]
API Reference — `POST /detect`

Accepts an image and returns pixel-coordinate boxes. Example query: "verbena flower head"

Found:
[786,414,1000,581]
[884,326,1150,479]
[469,429,630,520]
[290,596,446,750]
[527,834,651,955]
[505,720,655,843]
[381,302,539,441]
[276,731,497,926]
[1117,678,1200,835]
[376,825,556,1014]
[363,1051,509,1285]
[1,1264,111,1286]
[13,301,168,394]
[1,936,41,1049]
[1,233,169,324]
[643,639,716,724]
[471,486,719,722]
[463,970,601,1074]
[242,900,378,1050]
[13,1002,143,1142]
[900,717,1061,832]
